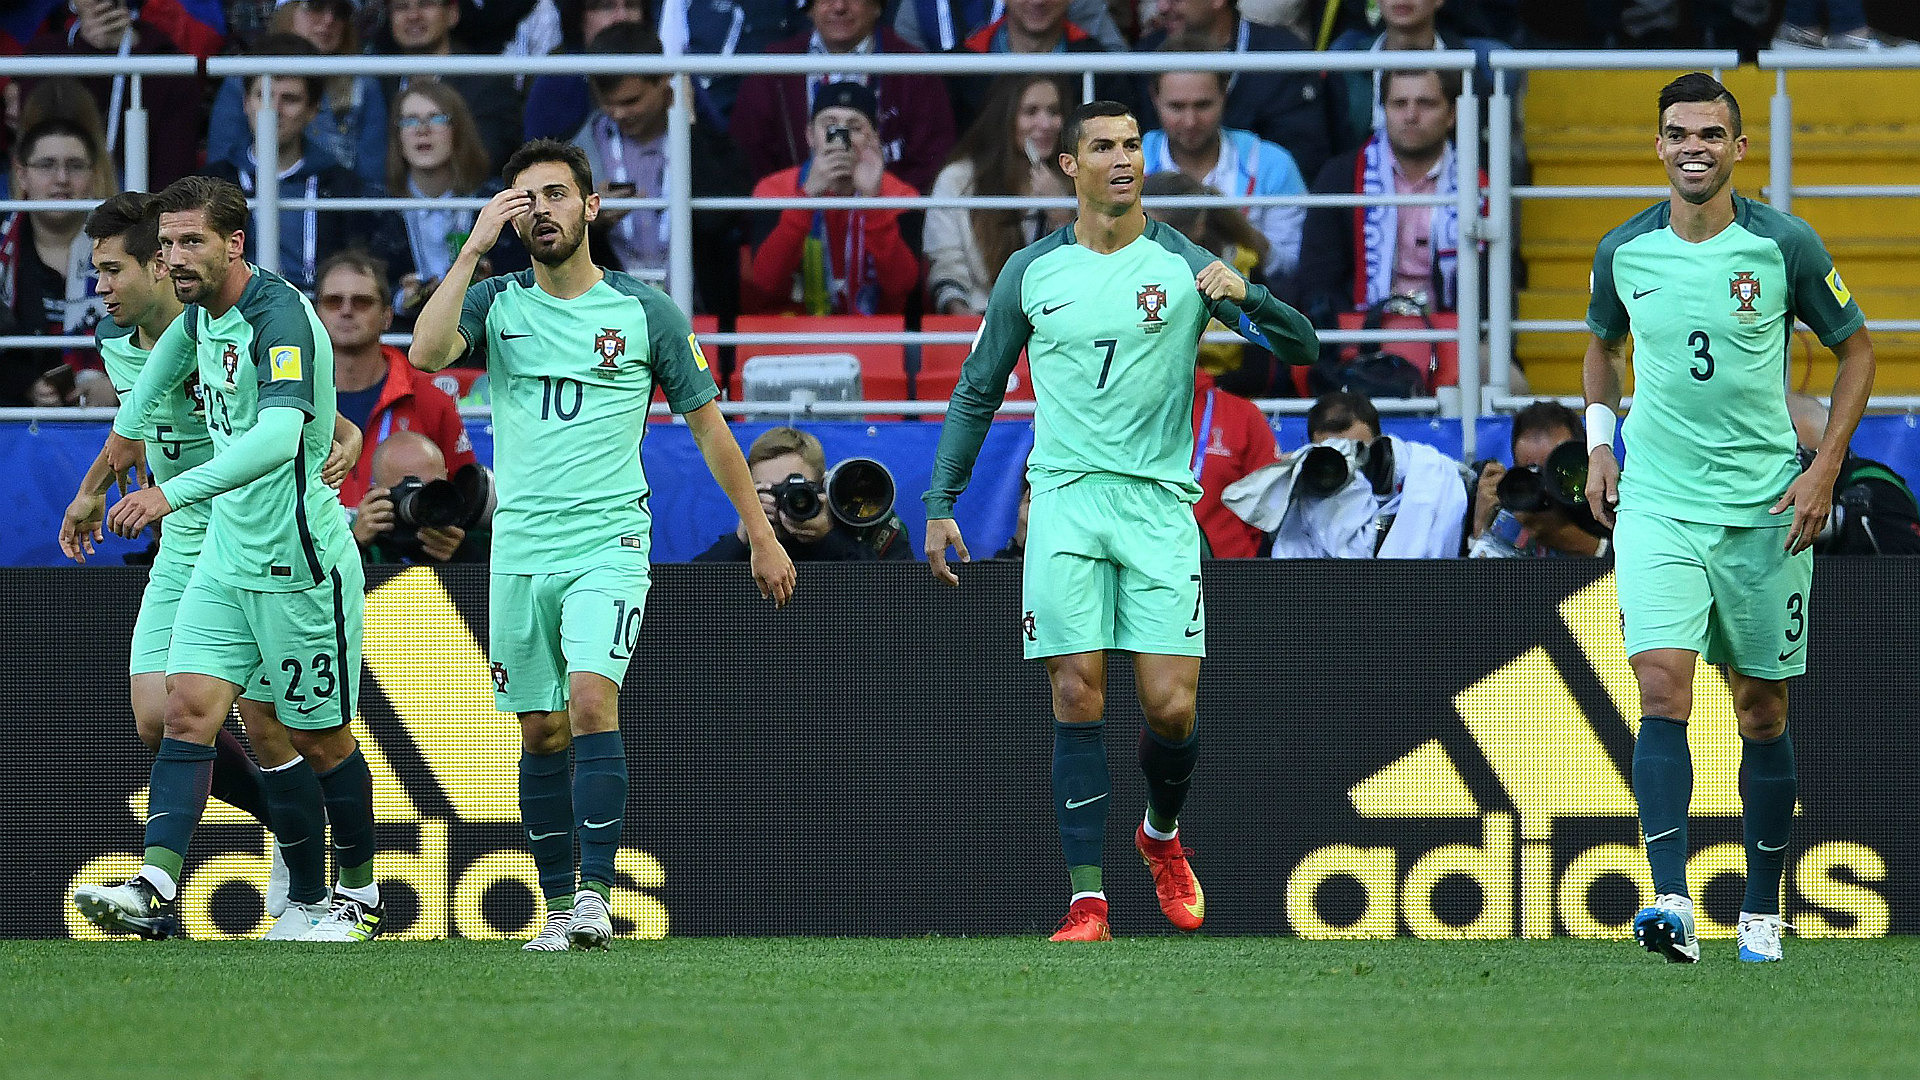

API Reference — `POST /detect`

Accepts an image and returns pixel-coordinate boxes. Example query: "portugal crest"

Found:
[221,343,241,386]
[1137,283,1167,333]
[1730,271,1762,316]
[594,327,626,371]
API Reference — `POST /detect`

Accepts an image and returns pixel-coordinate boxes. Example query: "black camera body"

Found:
[1495,440,1606,536]
[825,124,852,150]
[383,464,495,558]
[1295,438,1396,500]
[768,458,903,556]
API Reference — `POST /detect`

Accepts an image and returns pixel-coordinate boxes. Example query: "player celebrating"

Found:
[1584,73,1875,964]
[72,177,384,943]
[60,192,366,936]
[410,139,795,952]
[923,102,1317,941]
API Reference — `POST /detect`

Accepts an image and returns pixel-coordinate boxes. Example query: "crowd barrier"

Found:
[7,560,1913,940]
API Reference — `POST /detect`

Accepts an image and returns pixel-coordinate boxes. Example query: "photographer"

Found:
[353,430,491,564]
[1470,401,1609,558]
[695,426,911,562]
[1788,393,1920,556]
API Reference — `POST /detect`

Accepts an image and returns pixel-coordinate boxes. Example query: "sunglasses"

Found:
[399,113,453,131]
[319,293,383,312]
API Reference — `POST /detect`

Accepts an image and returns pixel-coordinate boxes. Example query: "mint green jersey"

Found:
[925,219,1317,517]
[99,315,214,558]
[1587,196,1865,526]
[118,266,351,591]
[456,269,719,573]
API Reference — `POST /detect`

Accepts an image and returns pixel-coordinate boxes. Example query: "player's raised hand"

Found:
[1195,260,1249,307]
[463,188,533,259]
[1772,465,1835,554]
[925,517,969,587]
[750,537,796,608]
[106,487,172,539]
[102,430,147,493]
[1585,447,1621,530]
[59,490,107,563]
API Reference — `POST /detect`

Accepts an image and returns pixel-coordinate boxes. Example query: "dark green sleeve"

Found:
[249,289,319,417]
[455,274,511,367]
[1159,222,1318,366]
[1585,233,1630,340]
[1780,218,1866,347]
[634,285,721,414]
[922,251,1034,519]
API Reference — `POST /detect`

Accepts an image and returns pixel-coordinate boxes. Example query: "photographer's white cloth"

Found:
[1375,438,1467,558]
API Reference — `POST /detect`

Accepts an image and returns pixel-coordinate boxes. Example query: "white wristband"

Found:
[1585,403,1618,455]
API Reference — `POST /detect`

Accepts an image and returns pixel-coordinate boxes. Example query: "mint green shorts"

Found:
[1614,510,1812,678]
[165,557,364,728]
[489,560,651,714]
[1021,476,1204,660]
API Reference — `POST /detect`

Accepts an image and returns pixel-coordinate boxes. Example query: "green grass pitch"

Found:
[3,938,1917,1079]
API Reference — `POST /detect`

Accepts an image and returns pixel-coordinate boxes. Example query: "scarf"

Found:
[1356,134,1458,310]
[795,160,880,315]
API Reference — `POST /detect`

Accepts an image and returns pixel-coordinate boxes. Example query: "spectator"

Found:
[354,428,492,563]
[0,119,111,407]
[993,480,1030,559]
[1134,0,1336,180]
[377,0,525,171]
[1328,0,1507,153]
[25,0,210,188]
[314,251,479,510]
[743,81,920,316]
[685,0,808,125]
[925,74,1074,316]
[380,80,528,329]
[1788,394,1920,555]
[948,0,1125,131]
[1142,39,1306,283]
[728,0,957,193]
[521,0,650,141]
[2,77,116,202]
[1295,69,1470,333]
[1141,171,1277,395]
[203,38,390,292]
[208,0,389,188]
[1468,400,1606,557]
[694,426,881,561]
[1192,359,1280,557]
[896,0,1125,53]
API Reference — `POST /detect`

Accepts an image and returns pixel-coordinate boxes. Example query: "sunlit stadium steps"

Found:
[1513,68,1920,395]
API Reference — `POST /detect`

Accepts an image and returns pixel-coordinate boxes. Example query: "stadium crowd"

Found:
[4,0,1916,562]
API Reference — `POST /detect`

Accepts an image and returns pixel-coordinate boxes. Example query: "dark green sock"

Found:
[142,738,216,895]
[1139,727,1198,835]
[1054,721,1108,895]
[262,757,329,906]
[316,749,378,894]
[572,731,627,892]
[1633,716,1693,898]
[1740,731,1796,915]
[519,747,575,908]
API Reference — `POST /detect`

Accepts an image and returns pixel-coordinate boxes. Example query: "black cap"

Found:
[812,81,879,128]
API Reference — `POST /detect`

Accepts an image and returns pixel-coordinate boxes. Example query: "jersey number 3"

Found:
[1687,331,1714,382]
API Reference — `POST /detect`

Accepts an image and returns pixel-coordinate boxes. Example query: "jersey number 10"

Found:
[539,375,584,421]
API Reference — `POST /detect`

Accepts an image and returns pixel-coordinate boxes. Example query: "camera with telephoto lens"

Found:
[1295,437,1397,499]
[769,458,904,555]
[1496,440,1606,536]
[384,464,496,556]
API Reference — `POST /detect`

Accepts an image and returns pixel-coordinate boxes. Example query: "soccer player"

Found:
[409,139,796,951]
[923,101,1318,941]
[1583,73,1875,964]
[72,177,385,943]
[60,193,368,935]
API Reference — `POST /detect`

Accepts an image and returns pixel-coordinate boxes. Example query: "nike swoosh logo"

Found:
[1040,302,1074,315]
[146,812,168,824]
[1643,827,1681,843]
[1184,628,1203,638]
[581,818,621,830]
[527,830,567,842]
[1064,794,1107,810]
[1778,647,1804,662]
[1756,840,1788,852]
[1632,287,1661,299]
[500,330,533,340]
[293,699,329,716]
[278,837,308,848]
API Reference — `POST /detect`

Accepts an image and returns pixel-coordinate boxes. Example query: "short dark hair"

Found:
[1381,68,1462,103]
[314,250,393,307]
[586,23,663,95]
[243,34,325,107]
[1658,72,1741,139]
[1509,400,1582,456]
[151,175,251,239]
[503,138,595,198]
[1151,33,1230,94]
[14,117,98,166]
[1308,391,1381,440]
[84,191,160,263]
[1059,100,1135,159]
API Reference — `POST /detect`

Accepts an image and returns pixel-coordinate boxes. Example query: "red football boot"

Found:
[1136,823,1205,931]
[1049,896,1112,942]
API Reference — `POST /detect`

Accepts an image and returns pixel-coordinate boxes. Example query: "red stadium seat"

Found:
[735,315,906,400]
[918,314,1033,402]
[1290,311,1461,397]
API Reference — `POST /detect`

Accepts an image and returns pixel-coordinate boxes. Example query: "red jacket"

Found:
[1191,371,1278,558]
[744,168,921,315]
[337,345,478,508]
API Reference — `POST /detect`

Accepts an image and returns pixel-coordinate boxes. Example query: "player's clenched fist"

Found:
[463,188,533,259]
[1195,260,1249,307]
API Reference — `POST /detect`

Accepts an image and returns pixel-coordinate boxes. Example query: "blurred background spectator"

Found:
[1328,0,1505,152]
[1140,171,1278,397]
[1,118,111,406]
[521,0,650,141]
[209,0,388,188]
[896,0,1126,55]
[375,0,524,171]
[948,0,1127,131]
[925,73,1074,316]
